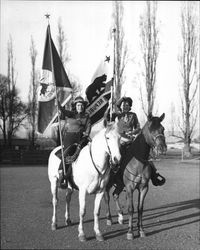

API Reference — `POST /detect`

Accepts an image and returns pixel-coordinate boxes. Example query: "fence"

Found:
[0,149,51,165]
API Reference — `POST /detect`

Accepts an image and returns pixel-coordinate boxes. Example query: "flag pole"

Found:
[45,15,66,178]
[110,28,116,122]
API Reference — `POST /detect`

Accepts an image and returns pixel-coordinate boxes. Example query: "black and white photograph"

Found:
[0,1,199,249]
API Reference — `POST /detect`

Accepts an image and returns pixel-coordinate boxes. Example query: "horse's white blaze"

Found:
[48,121,121,240]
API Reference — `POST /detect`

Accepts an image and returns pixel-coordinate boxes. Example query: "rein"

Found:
[124,132,165,183]
[104,133,113,166]
[89,132,112,177]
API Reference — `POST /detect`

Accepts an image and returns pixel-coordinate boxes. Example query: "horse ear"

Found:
[159,113,165,122]
[148,112,153,121]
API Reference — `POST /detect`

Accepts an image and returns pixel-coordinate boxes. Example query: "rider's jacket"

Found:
[104,108,141,140]
[60,109,91,137]
[117,111,140,137]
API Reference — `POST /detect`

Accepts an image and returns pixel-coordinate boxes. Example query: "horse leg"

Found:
[103,189,113,226]
[51,178,58,230]
[113,193,124,225]
[94,192,105,241]
[112,175,124,224]
[78,189,87,242]
[137,186,148,237]
[126,188,134,240]
[65,187,73,226]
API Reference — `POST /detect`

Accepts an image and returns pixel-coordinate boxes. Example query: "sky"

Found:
[1,1,199,131]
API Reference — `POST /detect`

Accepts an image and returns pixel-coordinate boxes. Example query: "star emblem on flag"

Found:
[105,56,110,63]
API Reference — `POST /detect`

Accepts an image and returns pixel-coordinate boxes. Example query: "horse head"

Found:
[143,113,167,156]
[104,117,121,171]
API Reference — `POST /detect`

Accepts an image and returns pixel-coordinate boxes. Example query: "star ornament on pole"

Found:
[45,13,50,23]
[105,56,110,63]
[45,13,50,19]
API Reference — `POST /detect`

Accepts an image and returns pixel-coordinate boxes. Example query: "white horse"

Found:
[48,119,121,241]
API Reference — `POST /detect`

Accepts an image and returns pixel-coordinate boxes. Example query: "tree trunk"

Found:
[183,143,192,158]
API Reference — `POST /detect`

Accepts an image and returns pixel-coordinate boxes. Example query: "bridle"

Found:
[89,131,118,176]
[104,133,113,163]
[153,133,165,144]
[148,132,165,149]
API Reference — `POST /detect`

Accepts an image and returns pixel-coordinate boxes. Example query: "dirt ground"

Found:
[0,158,199,250]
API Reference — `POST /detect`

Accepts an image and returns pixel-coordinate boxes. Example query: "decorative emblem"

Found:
[38,69,56,102]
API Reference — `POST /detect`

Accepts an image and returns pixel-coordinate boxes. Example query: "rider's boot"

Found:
[149,161,166,186]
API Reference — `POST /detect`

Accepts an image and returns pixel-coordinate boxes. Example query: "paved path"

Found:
[0,159,199,249]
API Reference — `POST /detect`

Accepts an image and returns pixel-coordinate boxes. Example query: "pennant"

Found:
[85,41,113,126]
[37,25,72,134]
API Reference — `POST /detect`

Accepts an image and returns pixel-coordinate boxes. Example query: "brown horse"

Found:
[104,113,167,240]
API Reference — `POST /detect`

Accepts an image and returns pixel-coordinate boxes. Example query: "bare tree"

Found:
[0,74,9,143]
[139,1,159,116]
[112,1,129,101]
[177,1,199,157]
[57,17,70,67]
[27,36,38,148]
[170,102,176,135]
[57,17,81,102]
[0,37,27,148]
[0,74,26,147]
[6,37,27,147]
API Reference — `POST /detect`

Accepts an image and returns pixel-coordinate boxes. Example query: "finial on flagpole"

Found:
[45,13,50,24]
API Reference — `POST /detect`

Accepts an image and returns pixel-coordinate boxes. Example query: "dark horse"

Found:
[104,113,167,240]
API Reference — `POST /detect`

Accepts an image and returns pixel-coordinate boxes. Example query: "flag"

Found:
[37,25,72,134]
[85,41,114,126]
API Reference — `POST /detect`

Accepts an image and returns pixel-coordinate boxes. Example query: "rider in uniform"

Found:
[57,96,91,188]
[105,96,165,198]
[116,97,141,141]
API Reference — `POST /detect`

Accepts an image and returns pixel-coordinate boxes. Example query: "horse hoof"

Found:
[127,232,134,240]
[106,219,112,226]
[118,218,123,225]
[139,230,146,237]
[51,223,57,231]
[78,235,87,242]
[96,233,104,241]
[118,213,123,224]
[65,218,72,226]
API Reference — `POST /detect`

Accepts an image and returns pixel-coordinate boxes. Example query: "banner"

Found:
[37,25,72,134]
[85,41,114,126]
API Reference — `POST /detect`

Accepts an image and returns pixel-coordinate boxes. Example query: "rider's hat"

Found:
[123,97,132,107]
[73,96,88,107]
